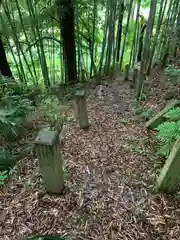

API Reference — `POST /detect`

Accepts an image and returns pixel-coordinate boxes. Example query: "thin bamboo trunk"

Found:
[147,0,168,74]
[106,0,117,76]
[116,2,124,63]
[129,0,141,67]
[136,0,157,103]
[75,2,81,81]
[97,0,108,83]
[90,0,97,78]
[15,0,38,84]
[119,0,134,70]
[137,17,147,62]
[26,0,50,87]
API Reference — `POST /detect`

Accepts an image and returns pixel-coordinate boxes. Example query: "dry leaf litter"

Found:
[1,70,180,240]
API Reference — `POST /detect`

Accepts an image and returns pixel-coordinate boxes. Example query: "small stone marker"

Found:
[143,78,150,94]
[132,68,138,85]
[75,90,89,129]
[124,64,129,81]
[145,99,180,129]
[34,128,64,194]
[155,138,180,193]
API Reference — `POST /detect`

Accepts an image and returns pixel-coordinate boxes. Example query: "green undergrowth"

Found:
[0,148,18,186]
[0,75,78,141]
[140,107,154,119]
[0,78,75,184]
[153,107,180,157]
[0,148,17,170]
[40,96,74,131]
[0,76,38,141]
[0,170,8,185]
[118,107,154,126]
[165,64,180,84]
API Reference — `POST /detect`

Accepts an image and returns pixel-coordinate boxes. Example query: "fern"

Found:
[0,170,8,185]
[154,108,180,157]
[165,64,180,83]
[155,121,178,138]
[156,140,174,157]
[164,107,180,121]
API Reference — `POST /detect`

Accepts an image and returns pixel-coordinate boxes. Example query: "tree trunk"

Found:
[137,20,147,62]
[0,37,13,78]
[136,0,157,102]
[90,0,97,78]
[147,0,168,74]
[129,0,141,67]
[97,0,109,84]
[57,0,77,84]
[119,0,133,70]
[116,2,124,62]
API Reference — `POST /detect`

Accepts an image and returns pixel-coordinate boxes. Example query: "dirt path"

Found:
[1,73,180,240]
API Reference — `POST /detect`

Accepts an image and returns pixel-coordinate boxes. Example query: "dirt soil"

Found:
[1,67,180,240]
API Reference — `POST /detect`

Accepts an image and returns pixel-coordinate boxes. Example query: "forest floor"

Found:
[1,66,180,240]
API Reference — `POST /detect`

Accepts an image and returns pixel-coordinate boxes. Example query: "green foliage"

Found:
[164,107,180,121]
[154,107,180,157]
[0,147,17,185]
[0,76,34,140]
[0,170,8,185]
[40,96,74,130]
[140,107,154,119]
[0,0,178,89]
[164,64,180,83]
[156,121,179,138]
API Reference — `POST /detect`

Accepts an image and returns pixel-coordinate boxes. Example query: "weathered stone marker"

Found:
[155,138,180,193]
[75,90,89,129]
[132,68,138,85]
[124,64,129,81]
[143,77,150,94]
[34,128,64,194]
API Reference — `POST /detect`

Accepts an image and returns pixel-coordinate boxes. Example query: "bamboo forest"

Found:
[1,0,180,239]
